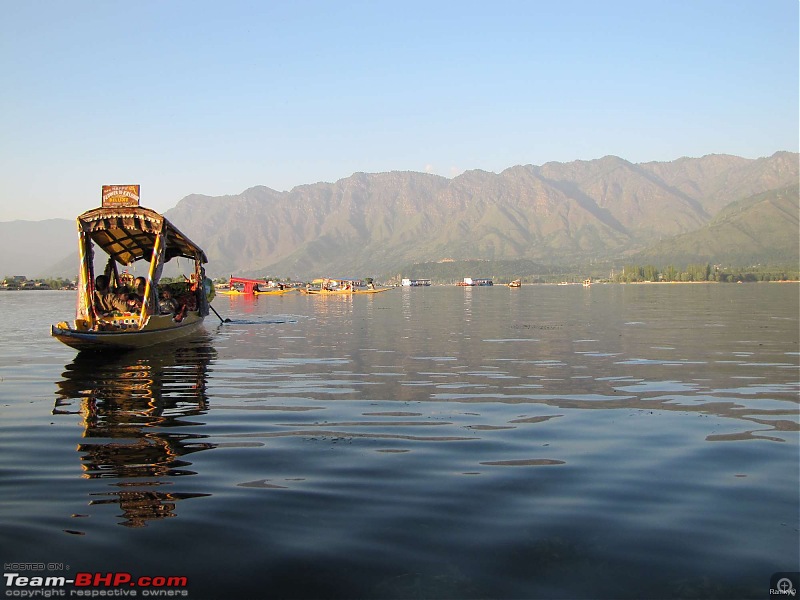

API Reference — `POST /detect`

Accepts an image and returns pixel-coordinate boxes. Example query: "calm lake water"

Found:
[1,284,798,599]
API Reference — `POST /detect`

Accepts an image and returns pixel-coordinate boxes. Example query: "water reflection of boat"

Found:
[53,338,217,528]
[51,185,212,351]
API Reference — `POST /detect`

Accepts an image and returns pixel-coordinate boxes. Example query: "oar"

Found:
[209,303,231,323]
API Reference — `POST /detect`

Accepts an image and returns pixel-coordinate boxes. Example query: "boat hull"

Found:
[51,313,205,351]
[218,289,294,296]
[300,288,390,295]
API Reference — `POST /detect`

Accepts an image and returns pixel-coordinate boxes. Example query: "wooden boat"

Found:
[300,278,390,295]
[218,288,294,296]
[51,185,211,352]
[218,276,294,295]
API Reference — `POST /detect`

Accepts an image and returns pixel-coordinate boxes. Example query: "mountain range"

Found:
[3,152,797,280]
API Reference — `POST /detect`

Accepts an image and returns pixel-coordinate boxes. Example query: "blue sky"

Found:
[1,0,797,221]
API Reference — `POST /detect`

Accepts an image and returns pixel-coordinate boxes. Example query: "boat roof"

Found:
[312,277,363,284]
[77,206,208,265]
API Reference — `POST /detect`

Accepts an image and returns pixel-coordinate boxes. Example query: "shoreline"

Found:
[2,280,799,292]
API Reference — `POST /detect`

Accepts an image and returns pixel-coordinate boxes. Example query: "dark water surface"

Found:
[1,285,798,599]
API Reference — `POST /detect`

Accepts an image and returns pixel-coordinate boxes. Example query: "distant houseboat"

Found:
[401,278,431,287]
[457,277,493,286]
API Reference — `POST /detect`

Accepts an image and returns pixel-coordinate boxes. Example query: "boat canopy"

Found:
[228,276,266,294]
[77,206,208,266]
[311,278,362,285]
[74,205,209,328]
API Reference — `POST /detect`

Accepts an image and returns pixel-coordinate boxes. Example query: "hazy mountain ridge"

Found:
[0,219,75,278]
[637,151,798,214]
[165,152,796,278]
[3,152,797,279]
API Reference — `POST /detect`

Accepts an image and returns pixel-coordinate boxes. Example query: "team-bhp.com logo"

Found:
[4,569,189,597]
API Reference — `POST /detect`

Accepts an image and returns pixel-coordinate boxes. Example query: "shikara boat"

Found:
[300,278,391,295]
[219,288,294,296]
[217,276,295,296]
[507,279,522,288]
[51,185,212,351]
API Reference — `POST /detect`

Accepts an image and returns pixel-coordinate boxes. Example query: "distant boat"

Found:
[51,185,211,352]
[583,278,592,287]
[507,279,522,288]
[217,276,294,295]
[401,278,431,287]
[301,278,391,295]
[457,277,493,286]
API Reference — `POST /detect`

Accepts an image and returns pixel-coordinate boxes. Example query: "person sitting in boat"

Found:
[158,288,179,315]
[122,294,139,312]
[123,277,147,311]
[93,275,128,315]
[133,277,146,300]
[168,289,189,323]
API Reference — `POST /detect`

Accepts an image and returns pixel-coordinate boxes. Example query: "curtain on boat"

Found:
[76,227,94,324]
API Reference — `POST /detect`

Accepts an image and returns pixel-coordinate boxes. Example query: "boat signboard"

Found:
[102,184,140,208]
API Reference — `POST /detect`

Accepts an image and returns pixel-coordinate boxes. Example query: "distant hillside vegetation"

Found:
[633,184,799,266]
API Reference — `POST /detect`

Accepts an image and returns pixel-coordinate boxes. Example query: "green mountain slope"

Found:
[633,184,799,266]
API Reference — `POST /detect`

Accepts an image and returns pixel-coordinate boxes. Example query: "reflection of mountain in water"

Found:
[54,337,217,528]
